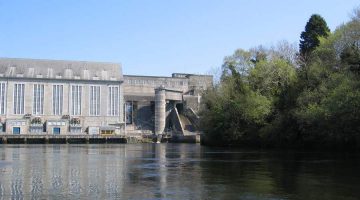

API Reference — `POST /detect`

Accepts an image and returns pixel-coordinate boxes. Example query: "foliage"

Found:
[341,44,360,73]
[200,9,360,149]
[200,63,271,145]
[299,14,330,58]
[248,58,297,98]
[221,49,254,79]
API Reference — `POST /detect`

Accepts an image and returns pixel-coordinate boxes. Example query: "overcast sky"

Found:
[0,0,359,76]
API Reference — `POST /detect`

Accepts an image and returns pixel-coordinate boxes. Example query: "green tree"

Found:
[298,15,332,88]
[340,44,360,73]
[299,14,330,58]
[201,6,360,149]
[221,49,254,79]
[248,58,297,98]
[200,62,271,146]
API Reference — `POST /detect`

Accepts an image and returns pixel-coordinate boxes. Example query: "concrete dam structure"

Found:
[0,58,212,142]
[123,73,212,142]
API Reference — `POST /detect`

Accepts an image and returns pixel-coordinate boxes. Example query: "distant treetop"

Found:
[299,14,330,57]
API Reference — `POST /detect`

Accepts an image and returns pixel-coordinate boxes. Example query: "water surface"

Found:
[0,144,359,199]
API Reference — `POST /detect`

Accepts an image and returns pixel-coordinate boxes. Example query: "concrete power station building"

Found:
[0,58,212,137]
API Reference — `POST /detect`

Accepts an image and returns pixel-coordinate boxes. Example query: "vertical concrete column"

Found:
[155,88,166,135]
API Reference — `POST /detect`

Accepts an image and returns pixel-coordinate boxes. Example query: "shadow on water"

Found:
[0,144,359,199]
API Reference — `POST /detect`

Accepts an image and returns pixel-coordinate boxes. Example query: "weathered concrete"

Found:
[123,73,213,137]
[168,134,201,143]
[154,88,166,135]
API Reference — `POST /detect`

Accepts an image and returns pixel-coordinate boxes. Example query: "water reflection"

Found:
[0,144,359,199]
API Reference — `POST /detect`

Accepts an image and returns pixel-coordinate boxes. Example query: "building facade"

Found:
[0,58,124,135]
[0,58,213,136]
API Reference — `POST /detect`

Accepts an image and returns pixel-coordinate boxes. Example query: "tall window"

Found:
[125,101,133,124]
[0,82,6,115]
[108,86,119,116]
[13,83,25,114]
[71,85,82,115]
[89,86,100,116]
[53,85,63,115]
[33,84,44,115]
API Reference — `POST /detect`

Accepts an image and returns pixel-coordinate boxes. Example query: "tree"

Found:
[221,49,254,80]
[201,6,360,149]
[299,14,330,58]
[248,58,297,98]
[221,46,270,80]
[340,44,360,73]
[351,6,360,21]
[270,40,298,66]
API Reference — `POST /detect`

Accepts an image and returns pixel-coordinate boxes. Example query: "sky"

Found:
[0,0,359,76]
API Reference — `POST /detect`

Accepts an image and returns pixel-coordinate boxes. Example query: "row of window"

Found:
[125,79,187,87]
[0,83,120,116]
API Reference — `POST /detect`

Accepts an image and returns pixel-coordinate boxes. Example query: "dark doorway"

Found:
[176,103,184,114]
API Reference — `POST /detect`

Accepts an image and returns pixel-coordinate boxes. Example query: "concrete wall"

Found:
[187,75,213,94]
[5,119,28,134]
[46,120,68,134]
[124,75,189,96]
[183,95,201,112]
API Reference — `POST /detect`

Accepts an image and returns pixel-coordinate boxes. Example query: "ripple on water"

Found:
[0,144,359,200]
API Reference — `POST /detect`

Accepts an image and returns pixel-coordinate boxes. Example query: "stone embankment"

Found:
[0,134,128,144]
[0,133,201,144]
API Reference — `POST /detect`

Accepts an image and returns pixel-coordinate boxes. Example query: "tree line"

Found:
[200,8,360,149]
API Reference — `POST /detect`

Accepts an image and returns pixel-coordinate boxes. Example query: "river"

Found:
[0,144,359,199]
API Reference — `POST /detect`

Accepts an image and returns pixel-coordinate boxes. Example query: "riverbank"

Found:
[0,134,137,144]
[200,134,360,151]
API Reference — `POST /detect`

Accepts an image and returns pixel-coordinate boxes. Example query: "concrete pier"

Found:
[155,88,166,135]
